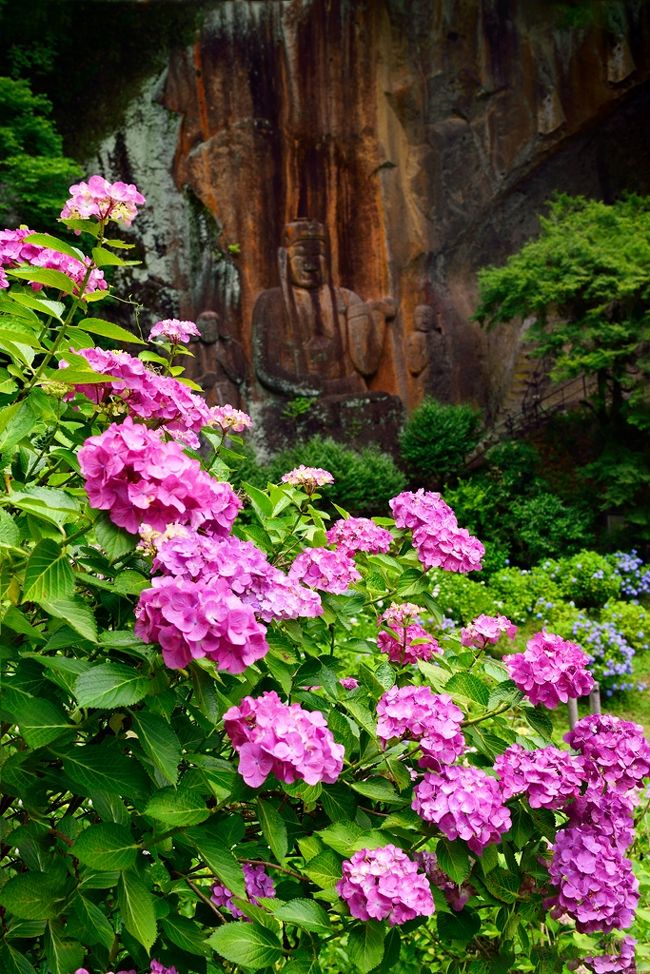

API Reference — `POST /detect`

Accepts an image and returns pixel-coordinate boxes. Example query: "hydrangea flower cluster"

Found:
[414,851,474,911]
[546,827,639,933]
[224,691,344,787]
[74,964,176,974]
[79,417,241,536]
[610,550,650,600]
[207,404,253,434]
[326,517,393,555]
[582,935,637,973]
[412,765,512,854]
[149,318,200,343]
[565,714,650,794]
[376,602,442,665]
[566,788,637,851]
[389,489,484,573]
[460,613,517,649]
[71,347,211,442]
[506,630,595,708]
[60,173,146,227]
[211,862,276,918]
[281,465,334,492]
[493,744,585,809]
[0,226,107,295]
[152,528,322,622]
[339,677,359,690]
[135,575,268,672]
[289,546,361,594]
[336,844,435,926]
[376,686,465,768]
[570,616,635,696]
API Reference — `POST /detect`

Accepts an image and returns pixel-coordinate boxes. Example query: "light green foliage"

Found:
[431,570,494,625]
[487,567,563,625]
[399,398,482,484]
[543,551,622,608]
[601,600,650,654]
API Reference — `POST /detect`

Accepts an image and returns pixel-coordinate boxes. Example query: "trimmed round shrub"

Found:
[399,399,482,483]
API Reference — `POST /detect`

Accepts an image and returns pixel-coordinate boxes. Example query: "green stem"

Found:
[462,702,513,727]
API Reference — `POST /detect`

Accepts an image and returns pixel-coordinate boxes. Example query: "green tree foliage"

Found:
[475,194,650,429]
[0,77,81,229]
[399,399,482,485]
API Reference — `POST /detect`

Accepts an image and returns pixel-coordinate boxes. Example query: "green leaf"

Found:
[347,921,385,973]
[112,570,149,596]
[73,823,139,872]
[0,873,66,919]
[257,799,288,862]
[145,785,210,827]
[436,838,472,885]
[0,509,20,546]
[74,662,151,708]
[481,866,520,903]
[7,291,65,320]
[273,899,331,934]
[351,778,399,803]
[78,316,145,345]
[321,782,357,823]
[91,246,139,267]
[318,821,386,856]
[303,850,342,890]
[523,708,554,740]
[1,606,46,641]
[208,922,283,971]
[23,233,84,260]
[186,820,246,897]
[0,942,38,974]
[11,487,80,531]
[11,695,73,748]
[118,871,157,952]
[445,672,490,706]
[94,512,137,561]
[60,740,150,802]
[132,711,182,785]
[44,921,84,974]
[487,681,523,710]
[0,396,39,452]
[160,915,211,957]
[437,908,481,945]
[41,595,98,642]
[69,894,116,949]
[21,539,74,603]
[7,267,74,293]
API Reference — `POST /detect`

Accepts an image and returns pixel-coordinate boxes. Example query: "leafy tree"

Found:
[475,194,650,430]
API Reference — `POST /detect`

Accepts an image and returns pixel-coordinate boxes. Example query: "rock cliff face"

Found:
[94,0,650,417]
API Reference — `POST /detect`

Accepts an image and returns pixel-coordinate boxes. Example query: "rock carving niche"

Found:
[407,304,452,406]
[188,310,246,408]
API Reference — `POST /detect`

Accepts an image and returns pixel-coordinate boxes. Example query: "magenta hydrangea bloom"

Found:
[414,851,474,911]
[460,614,517,649]
[493,744,585,809]
[565,714,650,794]
[412,765,512,854]
[224,691,344,788]
[377,602,442,665]
[506,630,595,709]
[567,786,637,852]
[211,862,276,918]
[339,677,359,690]
[149,964,179,974]
[389,489,484,573]
[376,686,465,769]
[547,827,639,933]
[336,844,435,926]
[135,575,268,672]
[0,226,107,295]
[79,418,241,536]
[582,936,637,973]
[71,347,211,438]
[289,546,361,594]
[326,517,393,555]
[281,465,334,491]
[60,173,146,227]
[207,404,253,434]
[149,318,200,343]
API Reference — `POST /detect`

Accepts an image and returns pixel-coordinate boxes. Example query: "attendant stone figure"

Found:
[407,304,451,402]
[189,310,246,407]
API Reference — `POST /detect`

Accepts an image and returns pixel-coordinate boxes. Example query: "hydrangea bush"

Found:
[0,180,648,974]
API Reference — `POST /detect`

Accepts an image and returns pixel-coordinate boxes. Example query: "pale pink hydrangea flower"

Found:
[211,862,276,918]
[376,686,465,769]
[565,714,650,794]
[413,765,512,854]
[60,174,146,227]
[493,744,585,809]
[336,844,435,926]
[326,517,393,555]
[207,404,253,433]
[281,465,334,492]
[289,546,361,594]
[389,489,484,573]
[149,318,200,343]
[224,690,344,787]
[506,630,594,709]
[460,613,517,649]
[377,602,442,665]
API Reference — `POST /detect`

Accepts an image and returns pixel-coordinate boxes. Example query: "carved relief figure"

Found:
[252,219,393,397]
[407,304,452,402]
[189,310,246,407]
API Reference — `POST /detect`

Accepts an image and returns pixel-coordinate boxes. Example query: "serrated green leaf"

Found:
[69,894,116,949]
[94,513,137,561]
[132,711,181,785]
[73,823,139,872]
[321,782,357,823]
[21,539,74,603]
[186,820,246,897]
[0,873,67,919]
[118,871,157,952]
[436,838,472,885]
[0,396,39,452]
[303,850,342,890]
[523,707,554,740]
[0,509,20,546]
[351,778,399,803]
[445,672,490,706]
[44,921,84,974]
[10,694,73,748]
[481,866,520,903]
[11,487,80,530]
[41,595,98,642]
[273,899,331,933]
[74,662,150,708]
[347,921,385,973]
[60,741,149,802]
[487,680,523,710]
[161,915,211,957]
[257,799,288,862]
[318,821,386,856]
[208,922,283,971]
[145,786,210,826]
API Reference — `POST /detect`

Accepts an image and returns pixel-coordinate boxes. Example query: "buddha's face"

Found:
[288,239,327,289]
[414,306,437,332]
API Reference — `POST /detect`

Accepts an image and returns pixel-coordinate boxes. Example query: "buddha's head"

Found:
[413,305,438,333]
[284,219,328,289]
[195,310,220,344]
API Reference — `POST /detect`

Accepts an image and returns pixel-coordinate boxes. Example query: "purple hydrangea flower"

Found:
[494,744,585,809]
[460,613,517,649]
[565,714,650,794]
[337,844,435,926]
[506,630,594,709]
[376,686,465,769]
[389,489,484,573]
[211,862,276,918]
[582,935,637,973]
[289,546,361,594]
[567,786,637,852]
[377,603,442,666]
[326,516,393,555]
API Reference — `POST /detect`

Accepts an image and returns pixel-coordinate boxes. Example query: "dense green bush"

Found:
[487,566,562,625]
[601,600,650,654]
[399,399,482,484]
[430,570,494,624]
[509,493,595,565]
[542,551,622,609]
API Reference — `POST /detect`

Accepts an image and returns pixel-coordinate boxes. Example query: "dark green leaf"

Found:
[21,539,74,603]
[74,662,151,708]
[351,778,399,803]
[186,820,246,897]
[273,899,331,934]
[161,915,211,957]
[437,908,481,945]
[132,711,182,785]
[69,894,116,950]
[44,922,84,974]
[0,942,38,974]
[208,922,283,971]
[445,672,490,706]
[303,850,342,890]
[436,838,471,885]
[118,871,157,952]
[73,823,139,872]
[145,786,210,827]
[347,921,385,973]
[94,513,137,561]
[11,695,73,748]
[257,799,288,862]
[482,866,520,904]
[60,741,150,802]
[41,595,98,643]
[0,873,67,919]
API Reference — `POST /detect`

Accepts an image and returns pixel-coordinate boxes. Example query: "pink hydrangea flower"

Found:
[414,851,474,911]
[289,546,361,594]
[211,862,276,918]
[224,691,344,788]
[149,964,179,974]
[79,417,241,536]
[547,827,639,933]
[565,714,650,794]
[281,465,334,492]
[60,174,146,227]
[389,489,484,573]
[0,227,107,295]
[412,765,512,854]
[460,614,517,649]
[135,575,268,673]
[493,744,585,809]
[207,404,253,433]
[506,630,595,709]
[376,686,465,769]
[567,786,637,851]
[582,936,637,973]
[336,844,435,926]
[326,517,393,555]
[149,318,200,343]
[377,602,442,665]
[339,677,359,690]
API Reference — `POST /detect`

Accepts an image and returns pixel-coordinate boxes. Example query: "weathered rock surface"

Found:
[93,0,650,420]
